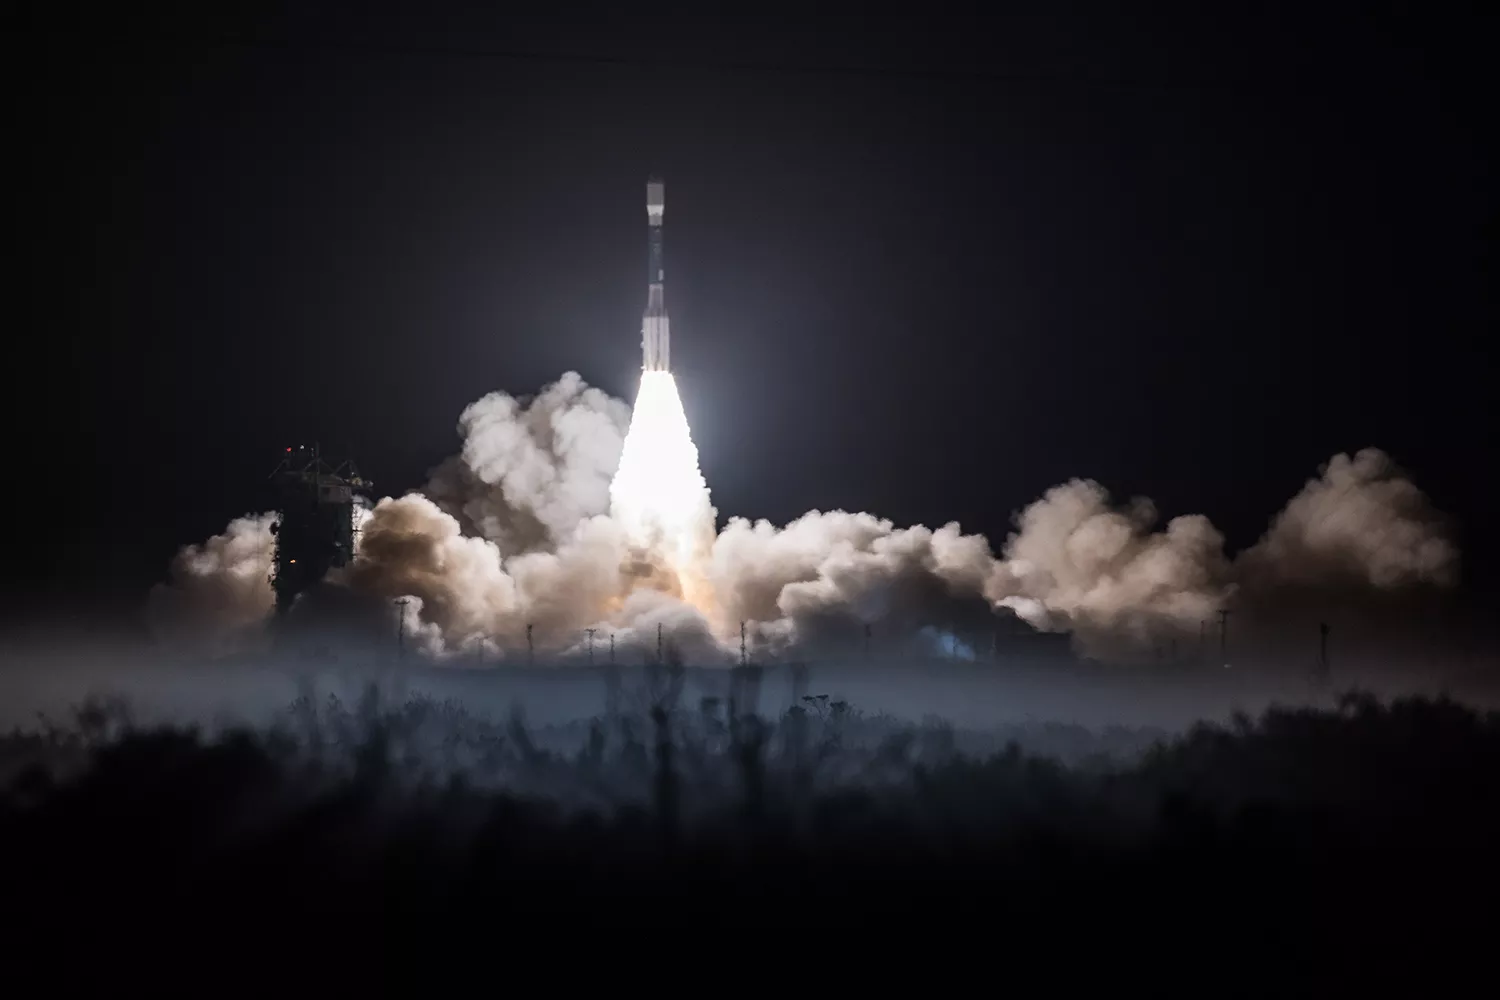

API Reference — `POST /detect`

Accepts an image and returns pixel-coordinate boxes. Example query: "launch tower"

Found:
[642,176,669,371]
[267,445,370,616]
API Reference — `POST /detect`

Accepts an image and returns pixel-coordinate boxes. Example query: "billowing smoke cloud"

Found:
[349,494,523,647]
[985,482,1233,655]
[423,371,629,553]
[148,513,277,651]
[156,370,1460,665]
[1238,448,1458,591]
[709,512,998,654]
[348,489,708,662]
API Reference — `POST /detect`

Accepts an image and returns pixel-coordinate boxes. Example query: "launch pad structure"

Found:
[268,445,370,616]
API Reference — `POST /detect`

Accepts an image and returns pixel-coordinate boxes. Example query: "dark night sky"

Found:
[11,4,1497,613]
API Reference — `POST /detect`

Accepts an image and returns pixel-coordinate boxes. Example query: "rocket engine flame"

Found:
[608,371,717,606]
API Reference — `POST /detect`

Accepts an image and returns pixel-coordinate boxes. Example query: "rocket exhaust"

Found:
[642,176,669,372]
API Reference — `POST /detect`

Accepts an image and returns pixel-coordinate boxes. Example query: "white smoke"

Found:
[157,376,1460,664]
[424,371,629,552]
[709,512,997,652]
[148,513,277,651]
[350,493,523,647]
[1238,448,1458,591]
[984,481,1234,654]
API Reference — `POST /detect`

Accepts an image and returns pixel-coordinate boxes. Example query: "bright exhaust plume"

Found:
[608,371,716,605]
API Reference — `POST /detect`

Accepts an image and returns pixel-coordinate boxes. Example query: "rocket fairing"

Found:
[642,176,669,372]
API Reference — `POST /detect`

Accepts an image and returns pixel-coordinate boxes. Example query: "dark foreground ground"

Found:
[3,679,1497,976]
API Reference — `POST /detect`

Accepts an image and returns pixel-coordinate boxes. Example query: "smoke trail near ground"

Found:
[154,373,1460,664]
[984,482,1234,656]
[710,512,999,655]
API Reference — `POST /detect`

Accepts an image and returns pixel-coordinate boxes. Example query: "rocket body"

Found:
[642,178,669,371]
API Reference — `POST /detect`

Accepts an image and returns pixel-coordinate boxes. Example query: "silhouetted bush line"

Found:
[3,687,1499,923]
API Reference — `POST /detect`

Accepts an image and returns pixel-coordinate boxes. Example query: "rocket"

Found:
[642,176,669,371]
